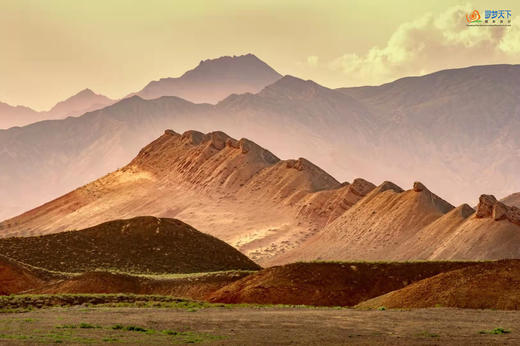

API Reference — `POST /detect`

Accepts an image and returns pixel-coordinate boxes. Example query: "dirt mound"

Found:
[0,255,45,295]
[0,216,260,274]
[207,261,477,306]
[29,271,251,300]
[357,260,520,310]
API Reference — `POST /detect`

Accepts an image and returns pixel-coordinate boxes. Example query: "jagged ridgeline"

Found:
[2,129,520,265]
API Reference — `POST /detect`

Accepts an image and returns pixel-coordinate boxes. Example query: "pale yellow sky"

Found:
[1,0,519,110]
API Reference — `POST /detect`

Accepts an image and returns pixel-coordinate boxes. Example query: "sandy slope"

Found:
[273,183,520,264]
[0,131,373,264]
[357,260,520,310]
[273,181,454,263]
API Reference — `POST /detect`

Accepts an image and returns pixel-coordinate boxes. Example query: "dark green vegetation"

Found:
[480,327,512,335]
[0,216,260,274]
[0,294,222,313]
[0,320,224,344]
[0,294,333,314]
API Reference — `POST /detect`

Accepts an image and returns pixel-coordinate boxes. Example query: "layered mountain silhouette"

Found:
[336,64,520,204]
[1,57,520,224]
[1,54,279,130]
[0,89,115,129]
[131,54,282,103]
[0,102,43,129]
[2,130,520,265]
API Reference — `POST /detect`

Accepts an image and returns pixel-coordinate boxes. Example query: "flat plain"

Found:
[0,305,519,345]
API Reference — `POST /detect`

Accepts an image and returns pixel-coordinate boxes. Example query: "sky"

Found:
[1,0,520,110]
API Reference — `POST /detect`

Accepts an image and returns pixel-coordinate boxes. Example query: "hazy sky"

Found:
[1,0,519,110]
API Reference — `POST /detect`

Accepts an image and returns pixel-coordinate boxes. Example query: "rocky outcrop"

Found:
[413,181,428,192]
[286,158,307,171]
[181,130,206,145]
[208,131,230,150]
[163,129,179,137]
[476,194,497,218]
[476,194,520,226]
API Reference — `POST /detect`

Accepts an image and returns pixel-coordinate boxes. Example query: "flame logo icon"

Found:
[466,10,481,23]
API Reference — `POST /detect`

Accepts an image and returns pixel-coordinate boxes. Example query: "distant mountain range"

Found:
[0,54,282,129]
[0,89,116,129]
[0,55,519,221]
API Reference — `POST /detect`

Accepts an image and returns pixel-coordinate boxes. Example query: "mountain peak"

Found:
[191,53,266,71]
[48,88,114,117]
[130,129,280,177]
[180,54,281,82]
[259,75,330,99]
[134,54,281,103]
[76,88,96,97]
